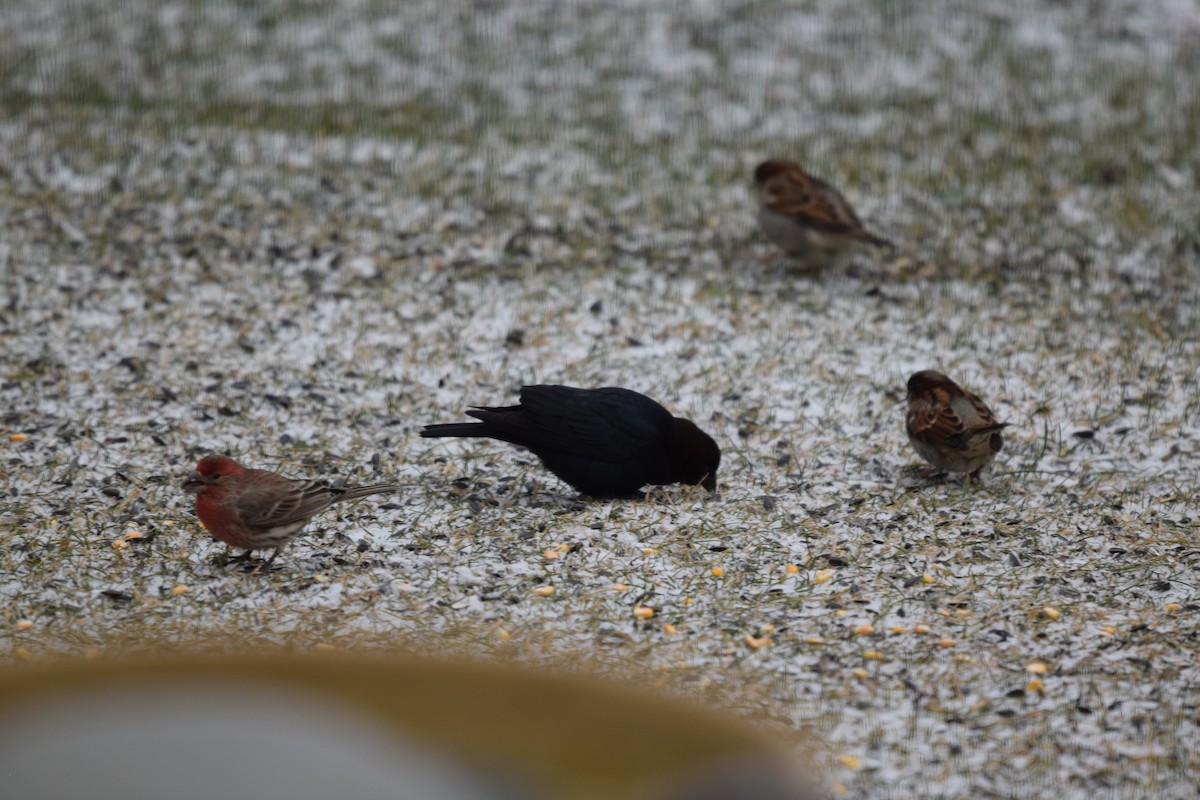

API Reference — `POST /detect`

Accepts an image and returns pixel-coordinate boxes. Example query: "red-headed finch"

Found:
[182,454,397,566]
[753,159,891,267]
[905,370,1009,483]
[421,385,720,499]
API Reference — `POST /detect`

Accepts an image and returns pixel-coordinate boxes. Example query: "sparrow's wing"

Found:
[233,472,341,531]
[763,167,891,246]
[961,391,1008,451]
[907,387,974,450]
[962,390,1003,429]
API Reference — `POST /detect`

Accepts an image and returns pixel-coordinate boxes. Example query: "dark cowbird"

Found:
[421,385,720,498]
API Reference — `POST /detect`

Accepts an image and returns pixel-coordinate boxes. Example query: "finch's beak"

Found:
[182,474,207,494]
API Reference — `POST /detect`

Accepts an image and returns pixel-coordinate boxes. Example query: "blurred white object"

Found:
[0,684,509,800]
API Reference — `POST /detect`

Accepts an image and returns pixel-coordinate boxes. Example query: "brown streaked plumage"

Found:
[753,159,891,266]
[905,370,1008,483]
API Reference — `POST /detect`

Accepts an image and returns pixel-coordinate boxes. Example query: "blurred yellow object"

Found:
[0,653,814,800]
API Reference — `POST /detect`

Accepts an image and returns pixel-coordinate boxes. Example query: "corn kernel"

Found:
[534,586,555,597]
[890,626,908,634]
[921,573,936,585]
[9,433,27,443]
[313,643,336,653]
[851,668,869,679]
[814,569,834,584]
[1026,678,1045,692]
[612,583,630,591]
[1100,625,1117,636]
[836,754,861,770]
[955,609,970,619]
[14,619,32,631]
[662,623,677,635]
[497,628,512,641]
[1042,606,1060,620]
[122,530,143,541]
[633,606,655,620]
[682,597,695,605]
[758,623,776,636]
[832,782,848,795]
[641,547,658,555]
[543,549,560,560]
[555,543,569,552]
[1165,603,1182,613]
[913,624,932,635]
[1026,662,1048,674]
[170,585,189,596]
[111,539,128,551]
[805,636,826,645]
[938,638,955,649]
[711,566,725,577]
[863,650,884,660]
[835,609,847,618]
[785,563,799,574]
[855,624,874,636]
[744,635,771,650]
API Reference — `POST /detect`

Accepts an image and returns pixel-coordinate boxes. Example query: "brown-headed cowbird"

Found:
[421,385,720,498]
[905,370,1008,483]
[182,454,398,566]
[753,159,891,266]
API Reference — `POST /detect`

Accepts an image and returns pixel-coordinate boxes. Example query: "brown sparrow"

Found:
[905,370,1008,482]
[753,159,891,266]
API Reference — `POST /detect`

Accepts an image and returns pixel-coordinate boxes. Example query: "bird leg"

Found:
[222,548,255,565]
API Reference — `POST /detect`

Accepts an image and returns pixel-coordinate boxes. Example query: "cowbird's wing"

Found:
[470,385,669,462]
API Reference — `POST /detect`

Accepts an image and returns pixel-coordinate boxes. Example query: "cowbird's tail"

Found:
[420,423,485,438]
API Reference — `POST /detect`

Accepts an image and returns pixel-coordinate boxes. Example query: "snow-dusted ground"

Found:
[2,1,1199,797]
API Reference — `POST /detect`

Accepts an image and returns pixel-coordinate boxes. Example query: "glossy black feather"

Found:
[422,385,720,498]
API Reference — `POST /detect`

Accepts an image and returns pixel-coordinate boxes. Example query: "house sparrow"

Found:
[905,370,1008,482]
[753,159,891,266]
[182,455,398,567]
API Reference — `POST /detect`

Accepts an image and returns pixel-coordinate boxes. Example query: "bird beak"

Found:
[181,474,210,494]
[701,473,717,492]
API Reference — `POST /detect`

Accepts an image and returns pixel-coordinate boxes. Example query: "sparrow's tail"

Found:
[858,229,894,249]
[969,423,1010,453]
[969,422,1010,437]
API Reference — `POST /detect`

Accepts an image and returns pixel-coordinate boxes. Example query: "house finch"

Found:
[905,370,1009,483]
[182,454,398,566]
[753,159,891,267]
[421,385,720,498]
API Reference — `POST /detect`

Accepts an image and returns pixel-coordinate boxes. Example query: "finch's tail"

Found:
[339,483,399,500]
